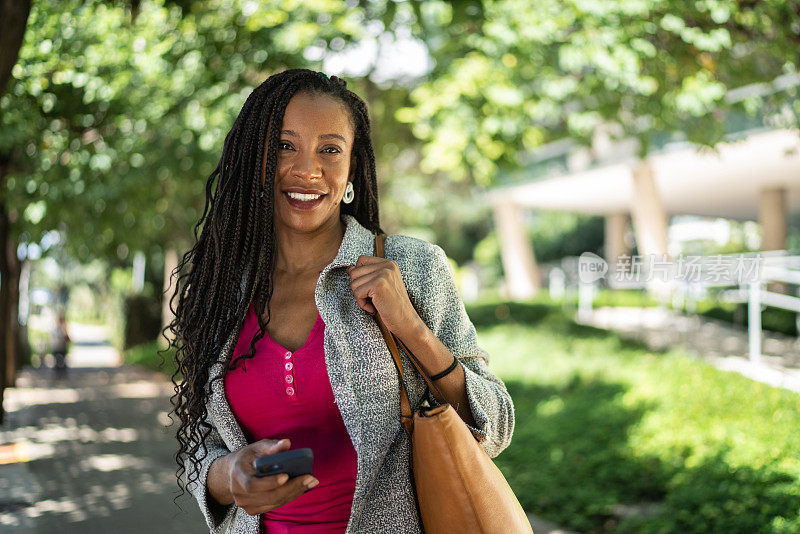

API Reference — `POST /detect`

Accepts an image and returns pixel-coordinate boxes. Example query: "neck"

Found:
[274,213,346,276]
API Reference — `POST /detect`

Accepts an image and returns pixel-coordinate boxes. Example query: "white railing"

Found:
[562,251,800,362]
[716,254,800,362]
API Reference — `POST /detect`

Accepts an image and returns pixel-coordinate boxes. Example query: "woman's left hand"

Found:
[348,256,424,339]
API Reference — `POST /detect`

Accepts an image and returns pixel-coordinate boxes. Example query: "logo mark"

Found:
[578,252,608,283]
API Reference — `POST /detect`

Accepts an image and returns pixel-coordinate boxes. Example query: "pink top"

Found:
[224,303,358,533]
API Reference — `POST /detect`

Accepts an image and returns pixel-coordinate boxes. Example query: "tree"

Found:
[0,0,31,423]
[397,0,800,186]
[0,0,406,420]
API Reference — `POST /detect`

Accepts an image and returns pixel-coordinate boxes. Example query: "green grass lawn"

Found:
[127,302,800,533]
[124,342,179,378]
[473,303,800,533]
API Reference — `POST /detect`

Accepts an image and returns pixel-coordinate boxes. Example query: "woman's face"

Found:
[270,91,355,235]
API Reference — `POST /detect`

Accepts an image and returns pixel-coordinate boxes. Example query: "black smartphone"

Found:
[253,448,314,479]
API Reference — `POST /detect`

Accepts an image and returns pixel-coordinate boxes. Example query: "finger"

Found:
[348,259,392,279]
[243,438,291,475]
[251,475,319,515]
[233,471,289,499]
[347,263,378,279]
[249,438,290,461]
[355,254,382,266]
[276,476,318,504]
[254,438,291,453]
[349,256,396,274]
[250,472,291,491]
[350,275,383,314]
[288,474,318,495]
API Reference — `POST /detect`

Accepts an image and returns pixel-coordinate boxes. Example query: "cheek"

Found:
[275,156,293,177]
[323,157,350,176]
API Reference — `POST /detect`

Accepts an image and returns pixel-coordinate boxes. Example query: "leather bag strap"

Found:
[373,232,451,436]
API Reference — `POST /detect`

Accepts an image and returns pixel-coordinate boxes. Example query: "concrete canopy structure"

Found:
[490,128,800,219]
[487,127,800,300]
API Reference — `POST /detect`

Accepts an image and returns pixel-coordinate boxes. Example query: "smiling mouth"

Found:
[283,191,326,210]
[285,191,325,201]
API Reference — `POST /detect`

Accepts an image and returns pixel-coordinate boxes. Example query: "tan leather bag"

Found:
[373,232,533,534]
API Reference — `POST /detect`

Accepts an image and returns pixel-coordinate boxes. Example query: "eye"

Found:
[278,141,293,151]
[321,146,342,154]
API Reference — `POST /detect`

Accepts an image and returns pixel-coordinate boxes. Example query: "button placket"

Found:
[284,350,296,397]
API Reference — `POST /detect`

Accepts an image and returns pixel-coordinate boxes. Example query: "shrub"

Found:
[123,294,162,350]
[477,306,800,533]
[124,341,179,378]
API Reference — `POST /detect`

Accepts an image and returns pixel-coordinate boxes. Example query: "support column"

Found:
[604,212,630,266]
[629,159,669,258]
[759,187,788,294]
[758,187,787,251]
[491,199,540,300]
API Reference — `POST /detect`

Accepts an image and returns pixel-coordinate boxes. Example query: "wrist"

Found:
[430,356,459,381]
[207,454,235,506]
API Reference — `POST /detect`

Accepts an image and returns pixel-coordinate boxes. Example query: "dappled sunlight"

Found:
[0,364,203,531]
[3,380,173,411]
[1,424,138,447]
[80,454,151,472]
[110,381,174,399]
[0,440,55,463]
[3,388,81,409]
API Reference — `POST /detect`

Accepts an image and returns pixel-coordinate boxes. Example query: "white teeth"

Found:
[286,192,322,201]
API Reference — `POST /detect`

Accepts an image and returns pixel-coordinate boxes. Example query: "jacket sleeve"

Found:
[184,421,237,533]
[415,243,516,459]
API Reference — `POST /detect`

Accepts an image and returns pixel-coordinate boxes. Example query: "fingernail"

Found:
[278,473,289,484]
[305,478,319,489]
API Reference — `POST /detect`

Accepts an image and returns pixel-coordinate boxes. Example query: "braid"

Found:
[161,69,383,509]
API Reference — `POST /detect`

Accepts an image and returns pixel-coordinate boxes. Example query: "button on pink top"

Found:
[224,303,358,533]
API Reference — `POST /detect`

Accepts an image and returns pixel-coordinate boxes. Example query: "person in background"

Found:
[51,310,70,380]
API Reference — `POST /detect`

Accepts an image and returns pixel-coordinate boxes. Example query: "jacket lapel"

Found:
[314,215,409,502]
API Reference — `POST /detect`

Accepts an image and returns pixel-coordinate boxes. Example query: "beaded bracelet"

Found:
[430,356,459,381]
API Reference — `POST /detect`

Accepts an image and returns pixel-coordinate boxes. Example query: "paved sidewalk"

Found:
[0,324,206,533]
[582,306,800,392]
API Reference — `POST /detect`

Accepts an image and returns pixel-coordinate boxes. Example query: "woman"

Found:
[166,69,515,534]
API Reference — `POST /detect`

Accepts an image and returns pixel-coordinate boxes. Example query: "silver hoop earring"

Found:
[342,181,354,204]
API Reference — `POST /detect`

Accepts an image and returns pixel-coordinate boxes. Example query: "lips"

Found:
[283,192,325,210]
[283,188,327,195]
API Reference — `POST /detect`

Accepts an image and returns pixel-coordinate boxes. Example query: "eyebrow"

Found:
[280,130,347,143]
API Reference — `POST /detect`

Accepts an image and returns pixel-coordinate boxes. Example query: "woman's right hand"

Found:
[225,438,319,516]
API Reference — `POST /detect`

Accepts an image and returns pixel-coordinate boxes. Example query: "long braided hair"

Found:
[163,69,383,506]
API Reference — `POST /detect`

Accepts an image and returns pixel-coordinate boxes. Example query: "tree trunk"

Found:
[0,0,31,424]
[0,198,20,425]
[0,0,31,98]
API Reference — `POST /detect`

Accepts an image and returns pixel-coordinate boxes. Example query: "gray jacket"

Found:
[186,213,516,533]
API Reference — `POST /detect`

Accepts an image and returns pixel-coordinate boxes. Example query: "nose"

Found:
[292,150,322,180]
